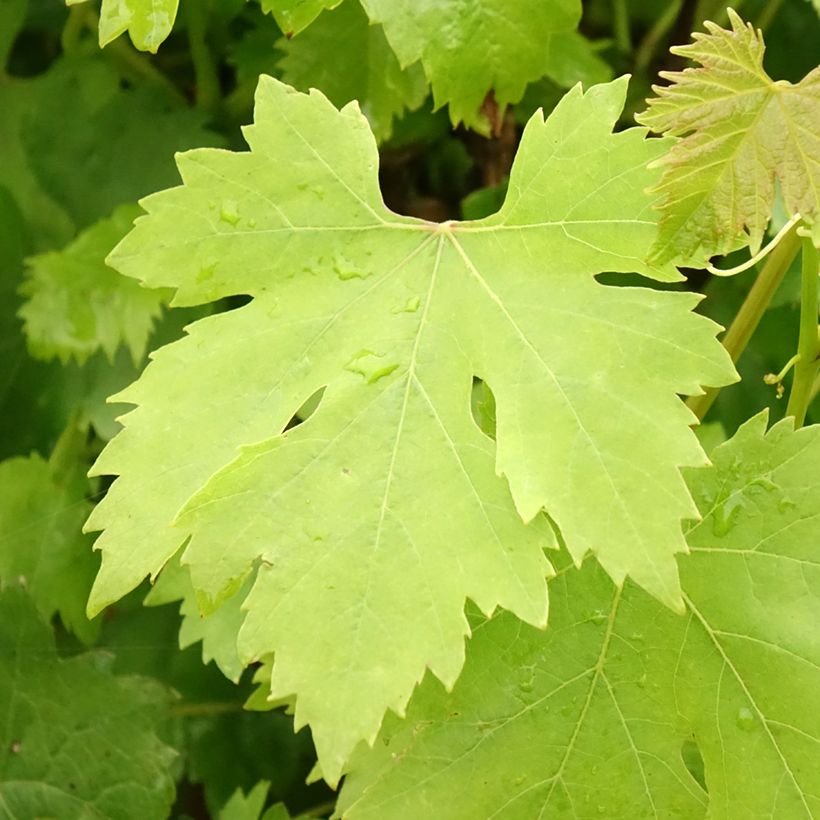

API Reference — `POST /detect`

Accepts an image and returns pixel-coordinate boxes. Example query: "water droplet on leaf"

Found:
[220,200,241,226]
[334,255,370,281]
[392,296,421,314]
[518,677,534,693]
[345,350,399,384]
[712,492,745,536]
[196,263,216,283]
[736,707,756,731]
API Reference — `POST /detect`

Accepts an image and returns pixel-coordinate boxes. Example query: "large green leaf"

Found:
[86,76,733,782]
[19,204,169,364]
[359,0,582,129]
[0,585,177,818]
[636,10,820,262]
[277,0,427,141]
[338,413,820,818]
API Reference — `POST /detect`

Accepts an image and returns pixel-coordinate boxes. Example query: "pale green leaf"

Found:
[0,586,177,818]
[0,453,99,642]
[145,556,251,682]
[359,0,582,129]
[260,0,343,36]
[339,413,820,818]
[277,0,427,141]
[636,10,820,263]
[97,0,180,52]
[19,204,169,365]
[86,76,733,782]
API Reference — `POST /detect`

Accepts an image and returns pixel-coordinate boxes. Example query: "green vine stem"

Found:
[60,5,87,55]
[170,701,243,717]
[613,0,632,53]
[185,1,221,115]
[687,220,802,422]
[785,233,820,426]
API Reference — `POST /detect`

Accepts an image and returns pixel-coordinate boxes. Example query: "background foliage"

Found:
[0,1,818,817]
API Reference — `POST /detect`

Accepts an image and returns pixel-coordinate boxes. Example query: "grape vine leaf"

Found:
[358,0,583,129]
[636,9,820,263]
[145,556,251,682]
[87,76,734,782]
[19,204,169,365]
[0,451,99,642]
[0,585,177,818]
[339,413,820,818]
[277,0,427,141]
[260,0,342,36]
[67,0,180,52]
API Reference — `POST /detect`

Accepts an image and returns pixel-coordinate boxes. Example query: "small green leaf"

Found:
[637,10,820,262]
[19,204,169,365]
[220,781,270,820]
[98,0,179,53]
[146,556,251,682]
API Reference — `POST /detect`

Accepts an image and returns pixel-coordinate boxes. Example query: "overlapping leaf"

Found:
[360,0,583,129]
[87,76,733,781]
[277,0,427,141]
[19,204,169,364]
[637,10,820,262]
[339,414,820,818]
[0,586,177,818]
[260,0,342,36]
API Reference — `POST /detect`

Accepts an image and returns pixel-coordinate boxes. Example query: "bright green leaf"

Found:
[86,76,733,782]
[636,10,820,262]
[97,0,180,52]
[19,204,169,365]
[146,556,251,682]
[277,0,427,141]
[260,0,342,36]
[0,585,177,818]
[359,0,582,129]
[0,451,99,642]
[339,413,820,818]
